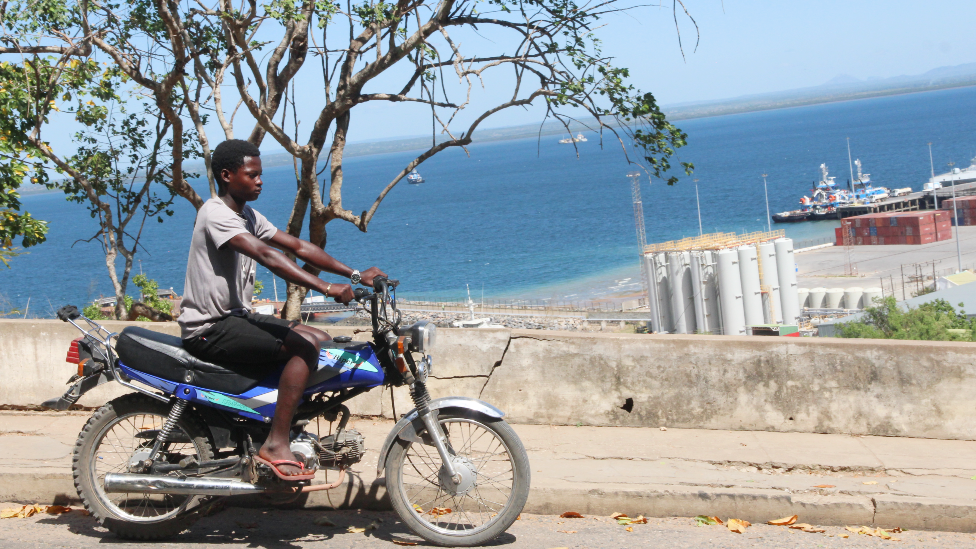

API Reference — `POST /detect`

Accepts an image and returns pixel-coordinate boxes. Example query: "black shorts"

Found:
[182,312,299,368]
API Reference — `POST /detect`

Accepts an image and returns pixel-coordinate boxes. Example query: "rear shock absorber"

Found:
[148,399,188,462]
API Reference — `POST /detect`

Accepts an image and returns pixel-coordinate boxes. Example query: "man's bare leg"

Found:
[257,328,322,476]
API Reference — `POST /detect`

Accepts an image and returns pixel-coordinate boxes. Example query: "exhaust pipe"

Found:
[104,473,269,496]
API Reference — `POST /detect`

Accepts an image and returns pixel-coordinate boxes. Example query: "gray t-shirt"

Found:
[178,198,278,338]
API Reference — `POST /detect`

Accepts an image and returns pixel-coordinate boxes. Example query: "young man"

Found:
[178,139,384,478]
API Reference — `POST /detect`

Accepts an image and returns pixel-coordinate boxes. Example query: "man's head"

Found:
[212,139,263,201]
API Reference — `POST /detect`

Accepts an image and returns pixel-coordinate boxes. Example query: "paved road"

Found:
[1,507,974,548]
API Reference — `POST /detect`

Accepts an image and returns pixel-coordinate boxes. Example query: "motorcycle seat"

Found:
[115,326,265,395]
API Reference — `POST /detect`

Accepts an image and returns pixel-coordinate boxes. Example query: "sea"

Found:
[4,86,976,316]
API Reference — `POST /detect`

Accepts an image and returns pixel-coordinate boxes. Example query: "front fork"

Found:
[410,381,461,484]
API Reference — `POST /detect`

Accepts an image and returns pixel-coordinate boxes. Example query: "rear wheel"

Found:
[386,411,530,547]
[73,393,214,540]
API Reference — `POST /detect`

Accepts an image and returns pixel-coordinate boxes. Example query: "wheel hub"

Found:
[127,450,152,473]
[438,455,477,497]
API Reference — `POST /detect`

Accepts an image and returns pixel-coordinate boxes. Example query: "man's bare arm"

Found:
[268,230,355,278]
[226,232,355,303]
[268,230,386,286]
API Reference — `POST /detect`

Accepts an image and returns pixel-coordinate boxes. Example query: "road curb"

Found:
[4,473,975,533]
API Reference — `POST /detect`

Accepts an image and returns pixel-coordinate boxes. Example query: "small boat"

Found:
[559,132,587,144]
[772,210,811,223]
[407,170,424,184]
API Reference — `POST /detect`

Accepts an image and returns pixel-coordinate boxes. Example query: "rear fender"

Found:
[41,371,113,411]
[375,396,504,475]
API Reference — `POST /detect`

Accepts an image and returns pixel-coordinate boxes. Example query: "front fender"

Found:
[375,396,504,475]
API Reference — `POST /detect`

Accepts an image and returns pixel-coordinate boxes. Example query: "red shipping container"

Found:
[906,236,920,245]
[856,237,864,245]
[920,234,936,244]
[878,237,885,245]
[870,236,878,245]
[835,227,843,241]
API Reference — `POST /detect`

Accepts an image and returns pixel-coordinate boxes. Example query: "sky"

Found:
[38,1,976,157]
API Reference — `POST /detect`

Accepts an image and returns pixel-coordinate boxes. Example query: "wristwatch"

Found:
[349,269,361,285]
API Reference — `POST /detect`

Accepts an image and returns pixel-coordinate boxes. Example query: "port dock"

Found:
[833,182,976,218]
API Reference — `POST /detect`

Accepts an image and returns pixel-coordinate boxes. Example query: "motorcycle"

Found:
[44,277,530,546]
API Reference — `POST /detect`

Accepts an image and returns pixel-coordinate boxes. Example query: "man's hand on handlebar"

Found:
[327,283,355,305]
[359,267,386,287]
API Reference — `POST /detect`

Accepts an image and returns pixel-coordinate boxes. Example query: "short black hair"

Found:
[211,139,260,187]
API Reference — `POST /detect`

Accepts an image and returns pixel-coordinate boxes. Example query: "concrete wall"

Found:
[4,319,976,440]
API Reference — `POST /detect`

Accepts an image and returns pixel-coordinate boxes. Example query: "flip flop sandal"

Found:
[253,456,316,481]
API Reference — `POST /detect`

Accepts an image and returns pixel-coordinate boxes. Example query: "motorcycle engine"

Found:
[317,429,365,468]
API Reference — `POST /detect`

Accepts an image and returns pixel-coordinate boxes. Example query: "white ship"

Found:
[559,132,587,144]
[924,155,976,191]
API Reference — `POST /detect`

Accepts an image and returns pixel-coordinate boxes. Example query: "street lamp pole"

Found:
[762,173,771,232]
[694,179,702,236]
[928,142,938,209]
[949,161,962,272]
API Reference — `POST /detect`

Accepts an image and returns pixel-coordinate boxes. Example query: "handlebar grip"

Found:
[353,287,370,300]
[373,276,389,292]
[57,305,80,322]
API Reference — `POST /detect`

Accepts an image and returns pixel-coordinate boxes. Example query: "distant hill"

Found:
[662,62,976,121]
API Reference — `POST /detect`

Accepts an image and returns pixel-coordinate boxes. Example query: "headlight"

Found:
[408,320,436,353]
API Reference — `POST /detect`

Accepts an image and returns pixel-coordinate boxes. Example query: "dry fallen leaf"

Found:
[727,518,751,534]
[630,515,648,524]
[767,515,798,526]
[560,511,584,519]
[625,527,633,532]
[840,534,849,538]
[45,506,72,515]
[428,507,452,516]
[694,515,723,526]
[347,526,366,534]
[813,484,836,488]
[391,540,418,546]
[313,516,336,527]
[862,481,878,485]
[610,512,628,519]
[557,530,577,534]
[412,504,423,514]
[789,523,826,533]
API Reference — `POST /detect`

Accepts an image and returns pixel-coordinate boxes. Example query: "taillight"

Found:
[65,337,83,364]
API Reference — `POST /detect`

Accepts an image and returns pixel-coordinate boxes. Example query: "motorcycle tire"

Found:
[73,393,215,540]
[385,411,530,547]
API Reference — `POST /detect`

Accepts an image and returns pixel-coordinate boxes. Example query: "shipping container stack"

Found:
[940,197,976,226]
[834,211,952,246]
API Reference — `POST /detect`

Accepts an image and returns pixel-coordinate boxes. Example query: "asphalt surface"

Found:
[0,507,974,548]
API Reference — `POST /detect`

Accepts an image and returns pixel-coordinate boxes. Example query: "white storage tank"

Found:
[773,238,800,324]
[668,252,697,334]
[797,288,810,309]
[825,287,845,309]
[757,241,782,324]
[717,248,746,335]
[737,245,764,327]
[689,252,708,333]
[862,287,883,308]
[702,251,722,334]
[652,252,674,333]
[643,254,663,332]
[808,287,827,309]
[844,287,864,310]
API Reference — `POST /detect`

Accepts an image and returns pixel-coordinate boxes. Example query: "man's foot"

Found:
[257,444,307,477]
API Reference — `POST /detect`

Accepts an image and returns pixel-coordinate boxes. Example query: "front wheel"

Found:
[386,411,530,547]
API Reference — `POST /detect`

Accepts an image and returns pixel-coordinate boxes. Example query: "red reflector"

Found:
[65,337,82,364]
